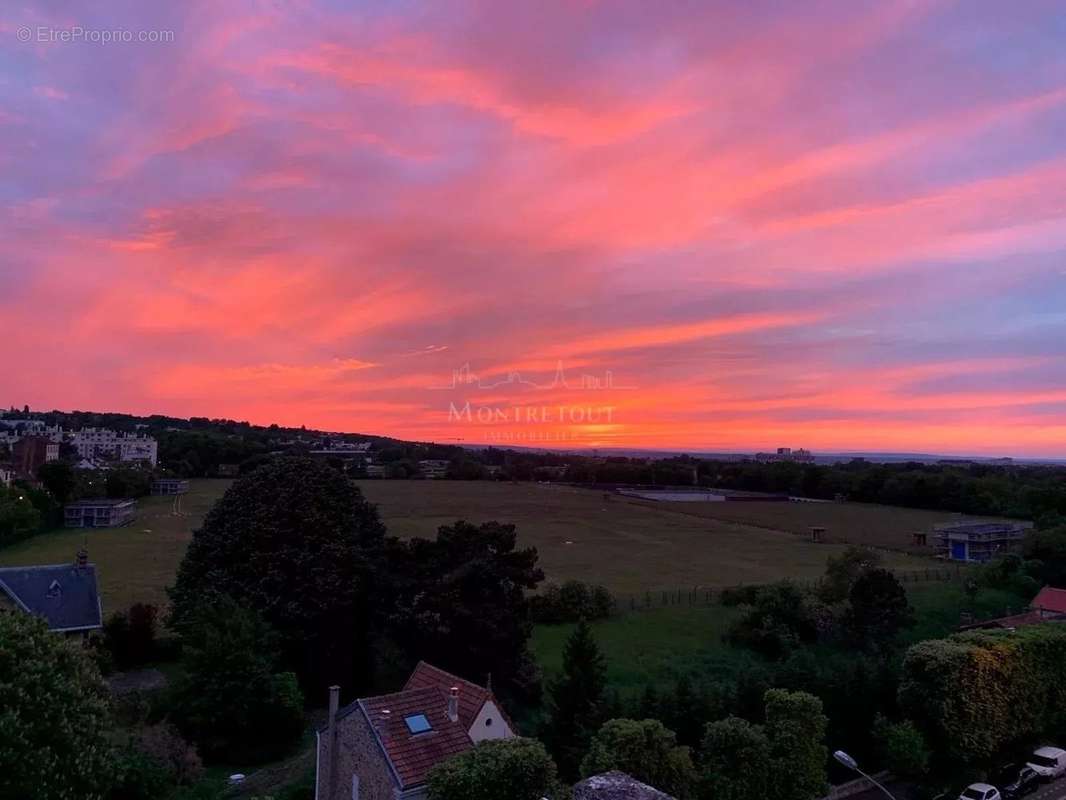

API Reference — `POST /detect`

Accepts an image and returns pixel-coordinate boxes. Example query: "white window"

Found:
[351,774,359,800]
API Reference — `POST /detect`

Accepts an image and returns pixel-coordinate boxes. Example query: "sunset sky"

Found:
[3,1,1066,456]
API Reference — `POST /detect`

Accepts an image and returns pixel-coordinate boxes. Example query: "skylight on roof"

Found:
[404,714,432,734]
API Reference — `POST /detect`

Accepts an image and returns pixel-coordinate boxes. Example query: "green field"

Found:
[532,604,753,694]
[0,480,231,614]
[0,479,942,615]
[650,498,990,555]
[531,581,1029,694]
[355,480,930,594]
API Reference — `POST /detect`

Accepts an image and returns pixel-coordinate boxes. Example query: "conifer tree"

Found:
[543,620,607,779]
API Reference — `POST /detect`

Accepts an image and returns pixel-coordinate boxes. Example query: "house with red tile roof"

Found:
[1031,586,1066,617]
[315,662,516,800]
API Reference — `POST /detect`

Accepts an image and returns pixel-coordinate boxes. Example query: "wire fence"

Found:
[613,563,967,613]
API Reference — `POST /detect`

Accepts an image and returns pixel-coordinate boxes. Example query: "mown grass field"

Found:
[1,478,943,615]
[0,479,231,614]
[355,480,930,594]
[651,498,994,554]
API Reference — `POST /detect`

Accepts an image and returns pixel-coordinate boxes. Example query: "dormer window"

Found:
[404,714,432,734]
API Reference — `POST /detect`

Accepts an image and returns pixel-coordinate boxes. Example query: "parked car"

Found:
[1002,766,1041,799]
[959,784,1001,800]
[1026,747,1066,780]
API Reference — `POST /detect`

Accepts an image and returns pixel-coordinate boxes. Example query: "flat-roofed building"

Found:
[151,478,189,495]
[64,498,137,529]
[418,459,451,479]
[70,428,158,466]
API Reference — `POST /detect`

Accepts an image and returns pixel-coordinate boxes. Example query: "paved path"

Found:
[1028,778,1066,800]
[846,777,1066,800]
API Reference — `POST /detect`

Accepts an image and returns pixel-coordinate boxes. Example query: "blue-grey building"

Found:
[64,498,137,528]
[0,557,103,636]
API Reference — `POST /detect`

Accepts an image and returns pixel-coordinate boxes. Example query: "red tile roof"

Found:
[403,661,492,729]
[1032,587,1066,615]
[359,687,472,789]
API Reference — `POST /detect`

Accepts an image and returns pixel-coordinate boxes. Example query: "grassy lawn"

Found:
[356,480,931,593]
[905,580,1031,643]
[532,579,1030,696]
[0,480,230,615]
[532,604,756,695]
[653,498,1001,555]
[1,477,947,617]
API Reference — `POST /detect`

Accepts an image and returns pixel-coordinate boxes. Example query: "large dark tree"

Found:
[37,461,76,503]
[171,597,305,764]
[0,613,117,800]
[386,520,543,699]
[543,619,608,780]
[168,457,387,693]
[1025,525,1066,587]
[698,717,771,800]
[844,568,915,652]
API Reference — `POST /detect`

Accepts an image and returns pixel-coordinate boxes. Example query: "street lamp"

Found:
[833,750,898,800]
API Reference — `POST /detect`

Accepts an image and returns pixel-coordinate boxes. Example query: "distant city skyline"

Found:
[3,2,1065,456]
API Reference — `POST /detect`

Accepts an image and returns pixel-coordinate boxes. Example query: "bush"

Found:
[718,585,762,606]
[105,603,159,670]
[530,580,615,623]
[171,597,306,764]
[427,738,559,800]
[581,718,695,799]
[873,715,930,779]
[137,723,204,786]
[0,484,43,547]
[726,582,819,659]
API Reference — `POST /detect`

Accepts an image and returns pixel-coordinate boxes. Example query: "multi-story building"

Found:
[935,520,1033,563]
[11,436,59,479]
[69,428,158,466]
[754,447,815,464]
[64,499,138,529]
[418,459,451,479]
[151,478,189,496]
[0,419,63,440]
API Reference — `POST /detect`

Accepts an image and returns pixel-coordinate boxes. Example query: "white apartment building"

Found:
[0,419,64,448]
[70,428,158,466]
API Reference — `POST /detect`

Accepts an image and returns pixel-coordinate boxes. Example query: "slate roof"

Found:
[0,563,103,632]
[573,772,677,800]
[1032,586,1066,615]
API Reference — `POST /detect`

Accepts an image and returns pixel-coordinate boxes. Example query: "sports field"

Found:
[354,480,929,593]
[0,478,939,614]
[649,498,990,554]
[0,481,230,614]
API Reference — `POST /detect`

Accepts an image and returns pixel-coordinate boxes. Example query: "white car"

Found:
[959,784,1001,800]
[1026,746,1066,779]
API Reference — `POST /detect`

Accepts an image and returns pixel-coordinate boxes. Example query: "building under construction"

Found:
[934,520,1033,563]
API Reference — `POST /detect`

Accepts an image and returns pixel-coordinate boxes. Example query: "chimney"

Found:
[328,685,340,728]
[447,686,459,723]
[322,686,341,798]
